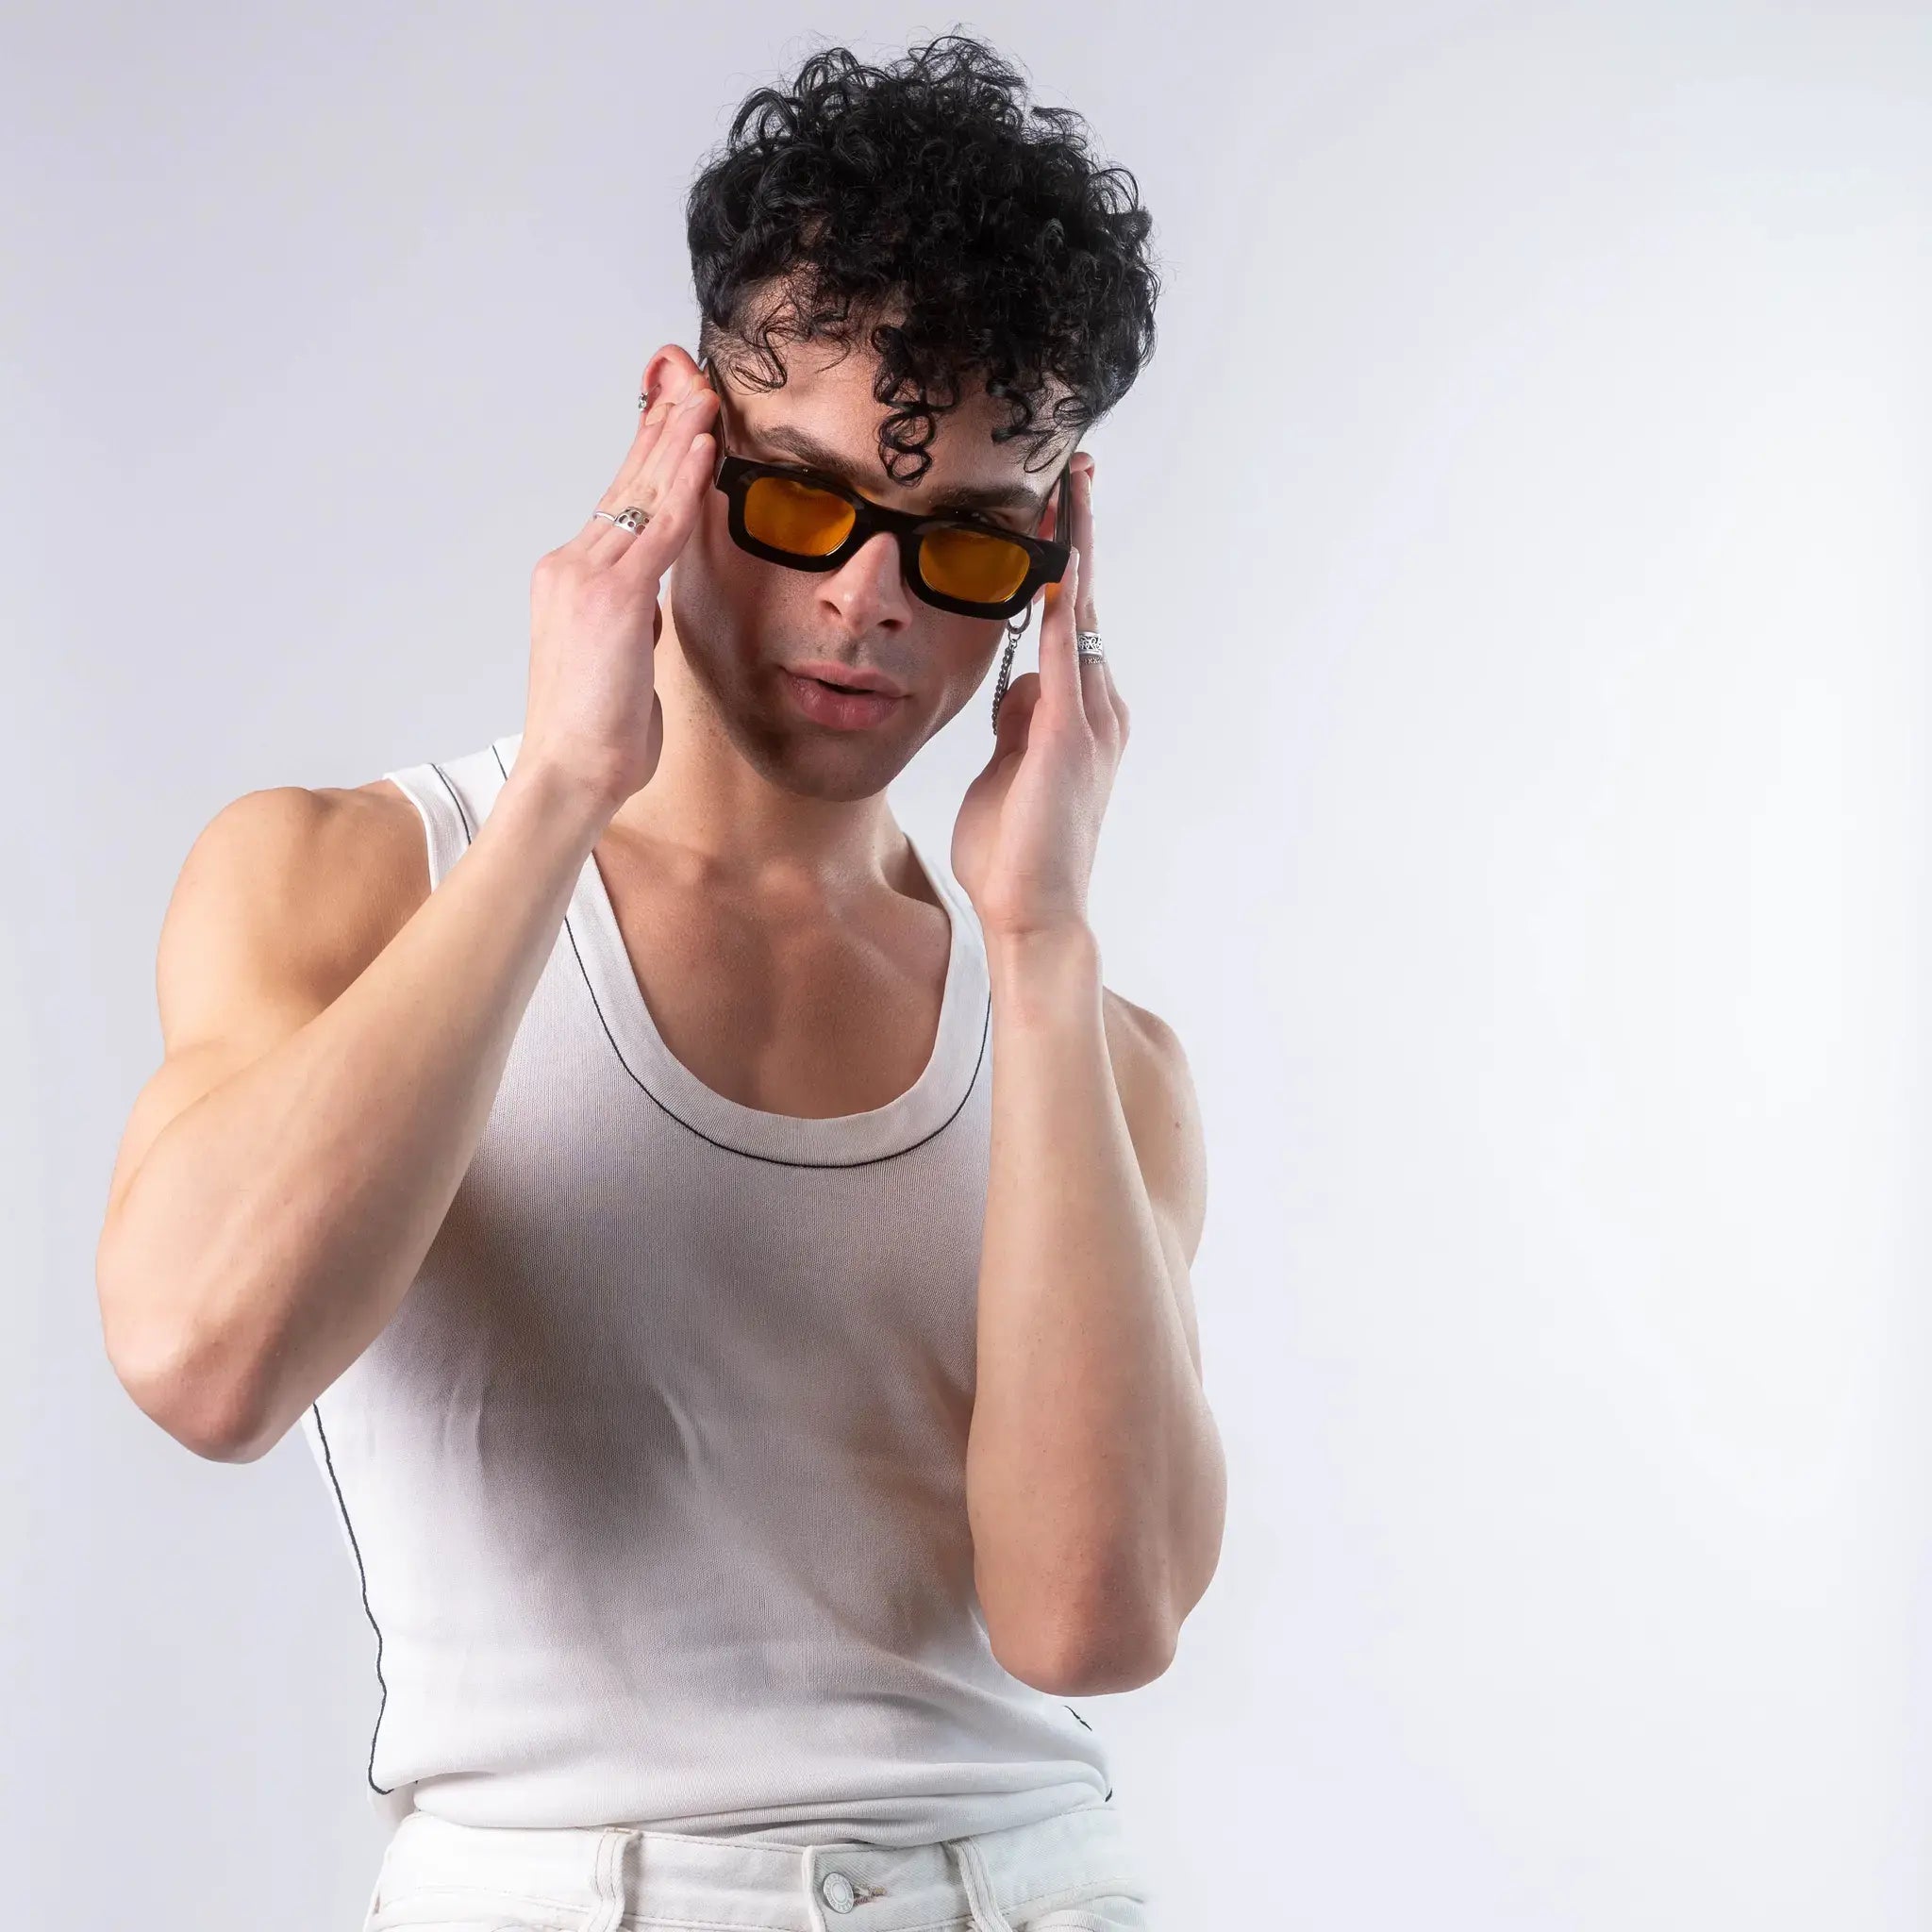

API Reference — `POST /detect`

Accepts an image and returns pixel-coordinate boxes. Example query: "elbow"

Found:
[982,1541,1187,1696]
[112,1340,269,1463]
[991,1607,1179,1697]
[1084,1613,1179,1693]
[98,1256,271,1464]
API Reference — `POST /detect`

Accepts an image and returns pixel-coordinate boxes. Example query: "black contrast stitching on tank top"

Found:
[428,759,475,841]
[309,1398,396,1795]
[1065,1706,1111,1802]
[480,741,992,1172]
[570,917,991,1169]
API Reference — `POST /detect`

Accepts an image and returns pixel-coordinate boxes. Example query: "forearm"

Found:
[967,924,1222,1689]
[100,761,610,1458]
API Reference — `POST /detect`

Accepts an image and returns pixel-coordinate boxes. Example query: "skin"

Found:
[95,315,1225,1696]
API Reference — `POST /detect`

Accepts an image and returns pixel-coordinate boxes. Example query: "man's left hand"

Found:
[951,456,1125,940]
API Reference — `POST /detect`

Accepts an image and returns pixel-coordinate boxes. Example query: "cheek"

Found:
[934,613,1006,683]
[671,523,771,653]
[917,619,1007,720]
[689,506,754,608]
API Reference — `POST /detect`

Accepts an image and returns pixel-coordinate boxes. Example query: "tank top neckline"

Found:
[485,731,991,1169]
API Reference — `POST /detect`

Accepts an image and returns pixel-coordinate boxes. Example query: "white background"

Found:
[3,3,1926,1925]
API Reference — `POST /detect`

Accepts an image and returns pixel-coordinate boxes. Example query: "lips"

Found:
[786,659,907,698]
[779,668,906,731]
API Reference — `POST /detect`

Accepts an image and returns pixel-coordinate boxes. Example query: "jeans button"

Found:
[820,1869,857,1913]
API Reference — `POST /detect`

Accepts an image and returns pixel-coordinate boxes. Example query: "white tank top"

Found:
[300,731,1114,1846]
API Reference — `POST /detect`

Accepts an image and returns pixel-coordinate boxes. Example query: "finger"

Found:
[1098,654,1127,743]
[1076,628,1117,744]
[568,391,686,552]
[1064,467,1112,737]
[990,667,1041,762]
[631,377,715,493]
[637,353,710,419]
[608,426,715,586]
[1071,461,1099,633]
[588,383,716,554]
[579,383,718,560]
[633,358,716,475]
[1040,545,1087,730]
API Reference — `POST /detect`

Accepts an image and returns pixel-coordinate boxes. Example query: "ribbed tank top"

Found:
[300,731,1114,1846]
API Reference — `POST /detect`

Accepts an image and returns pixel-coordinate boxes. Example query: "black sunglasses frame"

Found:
[697,357,1073,622]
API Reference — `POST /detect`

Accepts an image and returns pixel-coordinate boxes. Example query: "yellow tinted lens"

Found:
[742,475,856,556]
[919,525,1031,605]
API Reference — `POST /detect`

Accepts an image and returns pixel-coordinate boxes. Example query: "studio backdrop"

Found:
[3,5,1925,1928]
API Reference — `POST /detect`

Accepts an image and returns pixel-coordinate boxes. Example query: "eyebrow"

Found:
[740,419,1049,522]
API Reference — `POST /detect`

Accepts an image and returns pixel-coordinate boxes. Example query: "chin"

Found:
[766,724,922,802]
[713,688,925,802]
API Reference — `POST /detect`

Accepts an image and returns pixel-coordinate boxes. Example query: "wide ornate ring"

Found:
[1074,631,1105,661]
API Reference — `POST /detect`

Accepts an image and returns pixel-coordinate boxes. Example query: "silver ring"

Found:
[593,506,651,532]
[1074,630,1105,661]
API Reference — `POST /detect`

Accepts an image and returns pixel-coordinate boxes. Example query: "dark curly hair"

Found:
[684,32,1160,484]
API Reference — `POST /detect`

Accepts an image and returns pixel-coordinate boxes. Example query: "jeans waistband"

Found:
[369,1800,1150,1932]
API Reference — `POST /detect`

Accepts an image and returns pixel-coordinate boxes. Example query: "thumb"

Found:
[990,669,1041,763]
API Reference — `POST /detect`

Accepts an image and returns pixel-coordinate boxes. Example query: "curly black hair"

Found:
[684,32,1160,484]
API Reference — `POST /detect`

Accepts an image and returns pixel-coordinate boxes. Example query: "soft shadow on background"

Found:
[4,4,1926,1926]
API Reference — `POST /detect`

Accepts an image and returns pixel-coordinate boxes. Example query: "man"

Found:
[94,34,1224,1932]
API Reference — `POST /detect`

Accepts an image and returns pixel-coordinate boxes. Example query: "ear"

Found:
[640,343,708,414]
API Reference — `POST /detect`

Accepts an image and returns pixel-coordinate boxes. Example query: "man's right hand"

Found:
[520,346,720,815]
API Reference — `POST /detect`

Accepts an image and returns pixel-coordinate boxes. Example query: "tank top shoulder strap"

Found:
[380,739,517,891]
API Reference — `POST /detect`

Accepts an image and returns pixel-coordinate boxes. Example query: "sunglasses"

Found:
[696,355,1073,623]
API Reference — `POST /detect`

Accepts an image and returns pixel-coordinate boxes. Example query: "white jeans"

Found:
[361,1800,1155,1932]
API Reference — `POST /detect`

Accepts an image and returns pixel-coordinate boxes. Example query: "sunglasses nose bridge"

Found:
[799,513,919,618]
[818,494,924,592]
[836,523,921,613]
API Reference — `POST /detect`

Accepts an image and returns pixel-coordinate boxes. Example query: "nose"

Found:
[819,530,912,635]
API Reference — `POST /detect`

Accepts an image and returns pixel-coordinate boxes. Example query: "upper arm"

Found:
[96,782,425,1345]
[1101,989,1208,1372]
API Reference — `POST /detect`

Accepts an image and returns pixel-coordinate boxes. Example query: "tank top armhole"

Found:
[380,761,475,893]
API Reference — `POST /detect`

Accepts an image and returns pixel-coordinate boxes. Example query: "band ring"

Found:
[593,506,651,532]
[1075,630,1105,661]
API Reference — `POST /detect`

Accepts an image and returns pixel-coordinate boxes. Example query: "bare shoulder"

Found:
[1100,986,1207,1257]
[99,777,433,1241]
[156,777,429,1041]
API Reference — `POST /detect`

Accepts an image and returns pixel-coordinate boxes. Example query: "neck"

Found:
[603,608,909,897]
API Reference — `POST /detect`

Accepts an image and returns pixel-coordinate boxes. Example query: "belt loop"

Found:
[943,1837,1017,1932]
[582,1825,638,1932]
